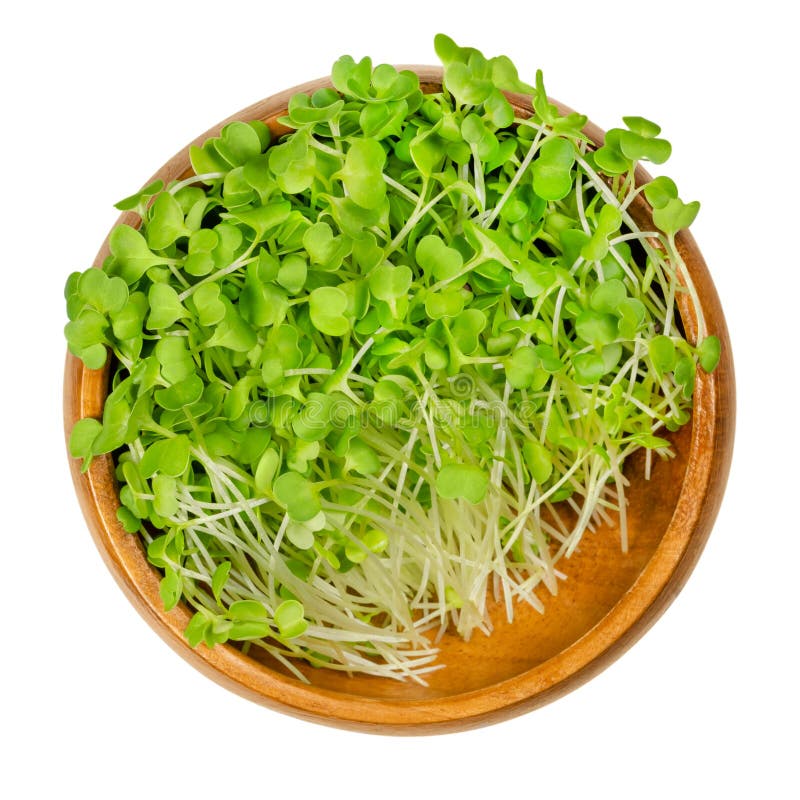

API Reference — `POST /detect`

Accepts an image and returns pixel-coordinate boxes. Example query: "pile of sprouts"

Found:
[65,35,720,681]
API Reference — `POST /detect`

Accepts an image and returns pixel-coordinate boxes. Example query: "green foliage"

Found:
[337,139,386,209]
[532,138,575,200]
[436,464,489,504]
[273,472,320,522]
[698,335,721,373]
[274,599,308,639]
[64,33,716,681]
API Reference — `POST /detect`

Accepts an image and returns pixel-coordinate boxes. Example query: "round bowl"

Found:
[64,67,735,734]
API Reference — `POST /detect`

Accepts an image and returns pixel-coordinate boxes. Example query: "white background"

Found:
[2,1,797,797]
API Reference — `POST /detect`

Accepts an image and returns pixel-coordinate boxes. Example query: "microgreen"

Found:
[66,34,717,683]
[337,138,387,209]
[309,287,350,336]
[436,464,489,504]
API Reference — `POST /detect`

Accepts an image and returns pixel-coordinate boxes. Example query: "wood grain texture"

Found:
[63,67,735,734]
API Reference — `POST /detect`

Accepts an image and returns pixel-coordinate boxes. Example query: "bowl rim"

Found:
[63,66,736,734]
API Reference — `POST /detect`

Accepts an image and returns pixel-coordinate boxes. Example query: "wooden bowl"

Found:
[63,67,735,734]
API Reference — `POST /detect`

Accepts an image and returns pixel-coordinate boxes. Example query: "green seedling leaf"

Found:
[154,336,194,383]
[224,376,258,421]
[360,99,408,139]
[292,392,337,442]
[674,355,696,398]
[436,464,489,504]
[416,235,463,281]
[338,139,386,209]
[229,600,268,621]
[160,567,182,611]
[193,283,226,326]
[286,520,315,550]
[575,310,618,346]
[77,268,128,315]
[652,197,700,235]
[534,344,564,373]
[274,599,308,639]
[617,297,647,339]
[287,90,345,126]
[344,538,369,564]
[622,116,661,137]
[368,264,412,301]
[229,621,273,641]
[627,433,671,449]
[304,222,351,270]
[649,335,677,375]
[581,205,622,262]
[211,562,232,604]
[277,254,308,294]
[309,286,350,336]
[116,506,141,533]
[190,138,229,176]
[424,340,449,370]
[184,251,214,276]
[240,267,287,327]
[572,352,606,384]
[590,278,627,313]
[268,130,317,193]
[424,288,465,319]
[286,511,328,550]
[345,527,388,564]
[152,474,178,518]
[115,179,164,211]
[189,227,219,255]
[331,55,371,96]
[593,140,629,175]
[344,439,380,475]
[643,176,678,209]
[505,347,539,389]
[217,121,264,166]
[111,292,147,340]
[147,192,188,250]
[363,528,388,554]
[69,417,102,470]
[523,440,553,484]
[109,224,167,284]
[449,308,486,356]
[227,200,291,241]
[532,137,575,201]
[204,302,257,352]
[532,69,587,135]
[619,127,672,164]
[444,59,493,107]
[273,471,320,522]
[461,114,499,161]
[184,612,211,648]
[409,128,446,176]
[513,261,555,298]
[488,54,534,94]
[203,618,232,648]
[433,33,470,65]
[140,435,191,478]
[698,335,721,373]
[64,308,108,356]
[147,283,186,329]
[270,324,303,370]
[155,375,204,410]
[255,448,281,495]
[601,343,622,372]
